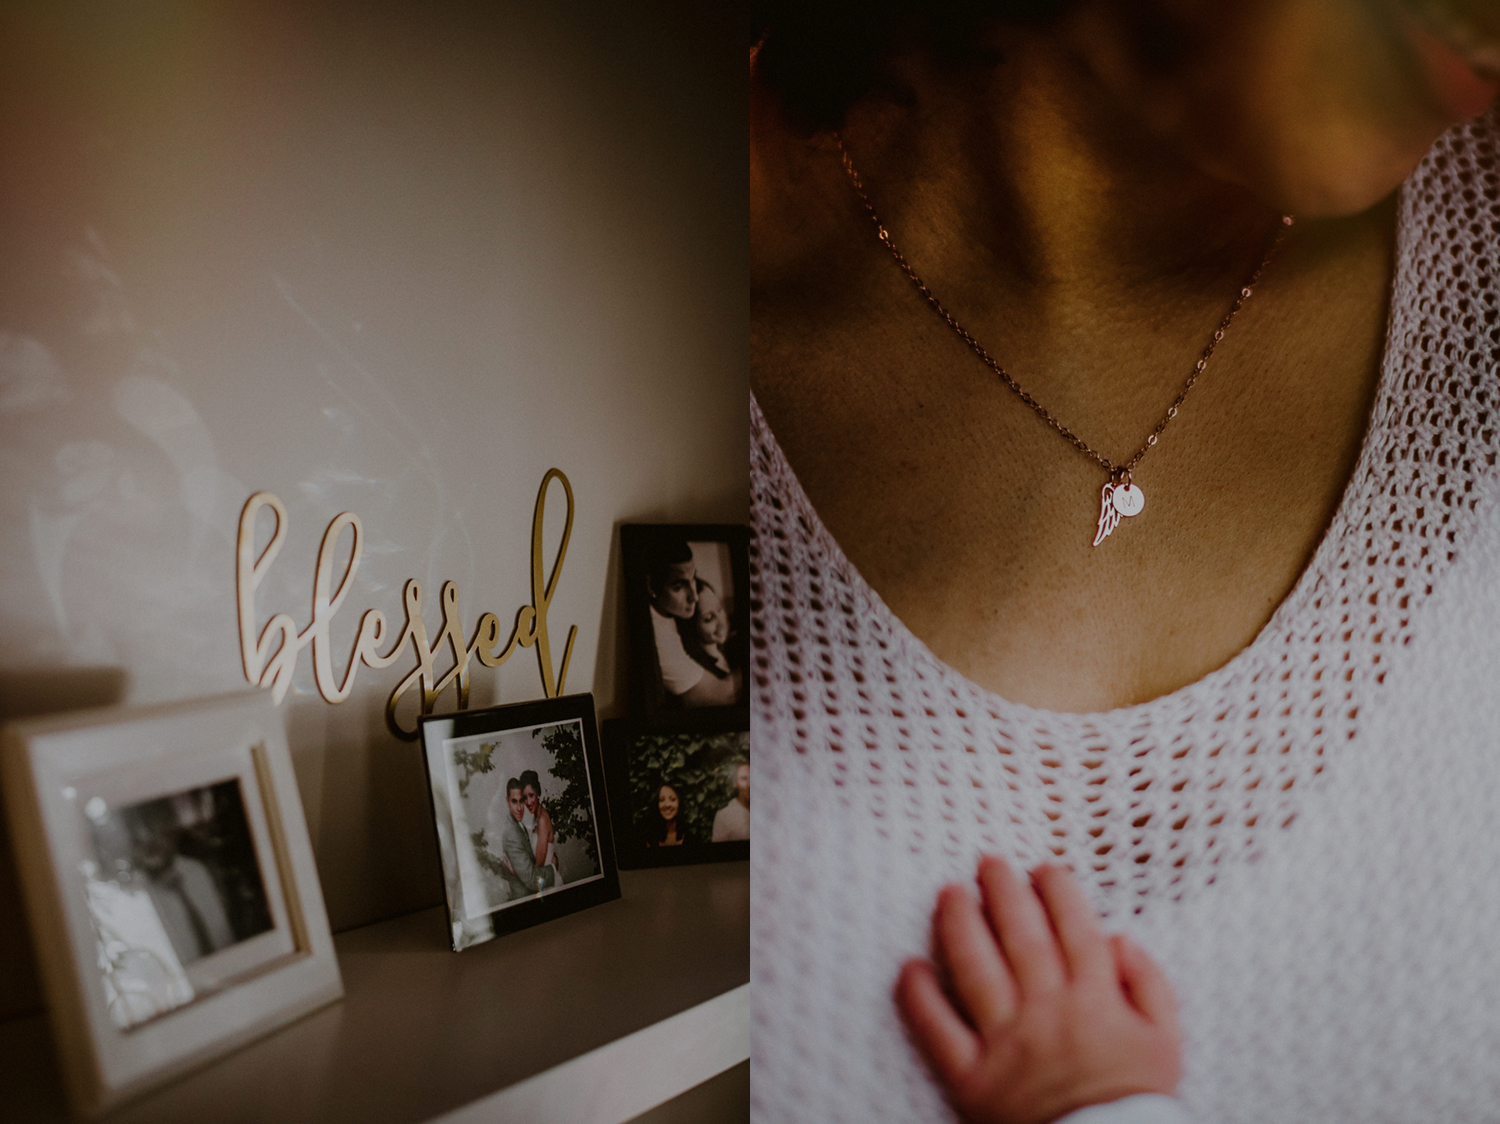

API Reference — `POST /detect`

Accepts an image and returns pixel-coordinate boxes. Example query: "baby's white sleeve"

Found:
[1054,1095,1195,1124]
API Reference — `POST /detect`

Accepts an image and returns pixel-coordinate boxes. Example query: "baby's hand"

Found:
[895,856,1182,1124]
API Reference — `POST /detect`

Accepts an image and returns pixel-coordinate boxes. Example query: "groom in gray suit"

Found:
[497,777,555,899]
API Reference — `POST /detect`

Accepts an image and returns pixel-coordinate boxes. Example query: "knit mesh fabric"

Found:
[750,114,1500,1123]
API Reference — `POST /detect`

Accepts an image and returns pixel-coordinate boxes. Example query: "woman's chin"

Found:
[1274,158,1426,219]
[1200,124,1450,218]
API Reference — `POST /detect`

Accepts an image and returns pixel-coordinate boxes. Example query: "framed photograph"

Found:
[602,718,749,870]
[619,523,750,729]
[0,692,341,1116]
[419,694,620,951]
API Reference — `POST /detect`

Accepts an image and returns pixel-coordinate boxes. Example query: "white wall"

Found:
[0,0,746,958]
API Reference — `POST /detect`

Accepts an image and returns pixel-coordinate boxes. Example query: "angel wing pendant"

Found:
[1092,479,1145,547]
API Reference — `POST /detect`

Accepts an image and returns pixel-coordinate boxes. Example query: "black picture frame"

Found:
[419,694,620,950]
[619,523,751,730]
[602,717,749,870]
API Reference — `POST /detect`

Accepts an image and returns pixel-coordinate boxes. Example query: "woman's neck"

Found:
[754,25,1282,324]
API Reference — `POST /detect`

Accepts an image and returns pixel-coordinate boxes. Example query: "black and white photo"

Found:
[620,524,750,728]
[82,779,276,1029]
[420,694,620,950]
[603,719,749,869]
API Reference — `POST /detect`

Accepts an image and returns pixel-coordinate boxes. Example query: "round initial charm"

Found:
[1112,483,1145,517]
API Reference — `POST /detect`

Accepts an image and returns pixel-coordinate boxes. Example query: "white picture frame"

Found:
[1,692,342,1116]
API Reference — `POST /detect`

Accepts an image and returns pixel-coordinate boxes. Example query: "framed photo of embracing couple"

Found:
[419,695,620,951]
[619,524,750,730]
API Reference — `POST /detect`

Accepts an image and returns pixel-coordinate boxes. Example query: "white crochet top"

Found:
[750,114,1500,1124]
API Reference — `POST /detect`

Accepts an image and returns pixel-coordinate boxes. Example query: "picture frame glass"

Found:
[421,696,620,951]
[73,765,296,1030]
[603,720,750,868]
[440,719,604,920]
[628,730,749,849]
[647,540,743,708]
[621,524,750,728]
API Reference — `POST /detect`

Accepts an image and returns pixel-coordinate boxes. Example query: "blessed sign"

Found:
[236,468,577,740]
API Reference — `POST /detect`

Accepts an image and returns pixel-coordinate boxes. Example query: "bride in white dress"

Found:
[519,770,562,887]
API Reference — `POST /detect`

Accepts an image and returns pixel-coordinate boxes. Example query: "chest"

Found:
[750,495,1500,1123]
[752,227,1391,711]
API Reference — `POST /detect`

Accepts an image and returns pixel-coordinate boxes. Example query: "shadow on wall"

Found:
[0,0,747,939]
[0,666,128,1020]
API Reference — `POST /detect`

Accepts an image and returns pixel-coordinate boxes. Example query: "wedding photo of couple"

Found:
[483,769,563,900]
[441,719,604,918]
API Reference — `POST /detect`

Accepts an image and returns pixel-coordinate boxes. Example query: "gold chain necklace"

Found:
[836,137,1293,547]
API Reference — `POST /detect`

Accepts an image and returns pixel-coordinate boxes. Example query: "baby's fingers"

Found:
[977,854,1067,997]
[933,884,1019,1031]
[1112,933,1181,1034]
[895,958,982,1087]
[1032,863,1112,984]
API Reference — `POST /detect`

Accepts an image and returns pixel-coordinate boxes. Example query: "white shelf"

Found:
[433,983,747,1124]
[0,863,749,1123]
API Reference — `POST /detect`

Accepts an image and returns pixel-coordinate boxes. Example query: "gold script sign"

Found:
[236,468,577,741]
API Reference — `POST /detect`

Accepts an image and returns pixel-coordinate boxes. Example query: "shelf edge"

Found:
[424,983,749,1124]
